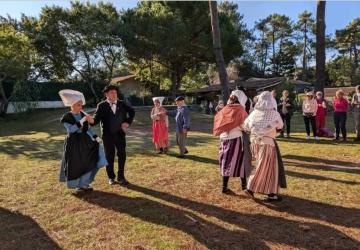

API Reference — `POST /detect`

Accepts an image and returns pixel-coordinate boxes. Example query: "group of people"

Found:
[214,90,286,201]
[58,86,191,191]
[57,83,359,201]
[271,86,360,142]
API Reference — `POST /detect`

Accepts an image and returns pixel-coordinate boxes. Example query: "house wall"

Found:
[118,79,142,97]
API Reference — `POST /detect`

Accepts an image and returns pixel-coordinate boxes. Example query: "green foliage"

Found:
[120,1,247,95]
[327,56,360,86]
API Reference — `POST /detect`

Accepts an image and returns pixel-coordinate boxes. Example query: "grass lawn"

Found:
[0,108,359,249]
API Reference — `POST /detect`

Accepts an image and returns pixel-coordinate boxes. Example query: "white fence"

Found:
[7,101,65,114]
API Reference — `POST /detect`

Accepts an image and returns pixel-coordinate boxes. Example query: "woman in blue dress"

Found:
[59,90,107,191]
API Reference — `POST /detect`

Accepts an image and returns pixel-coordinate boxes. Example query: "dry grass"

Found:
[0,108,359,249]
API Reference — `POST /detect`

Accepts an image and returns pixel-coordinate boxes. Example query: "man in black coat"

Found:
[89,85,135,186]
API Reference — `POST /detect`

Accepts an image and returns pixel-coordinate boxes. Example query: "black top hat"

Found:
[102,85,119,93]
[175,96,185,101]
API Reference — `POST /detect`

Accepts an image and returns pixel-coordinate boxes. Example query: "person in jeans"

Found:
[351,85,360,142]
[333,90,349,141]
[278,90,294,137]
[302,91,318,140]
[166,96,190,158]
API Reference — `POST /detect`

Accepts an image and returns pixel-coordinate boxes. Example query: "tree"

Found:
[121,1,245,97]
[0,17,32,116]
[209,1,230,103]
[254,19,270,76]
[316,0,326,92]
[23,2,124,102]
[295,11,315,81]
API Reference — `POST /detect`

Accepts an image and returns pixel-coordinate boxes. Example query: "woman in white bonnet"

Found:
[151,97,169,153]
[58,90,107,191]
[243,91,287,201]
[213,90,252,194]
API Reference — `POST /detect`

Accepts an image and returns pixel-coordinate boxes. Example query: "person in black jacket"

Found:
[278,90,294,137]
[89,85,135,186]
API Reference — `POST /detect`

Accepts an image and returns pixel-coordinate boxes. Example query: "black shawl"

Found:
[274,140,287,188]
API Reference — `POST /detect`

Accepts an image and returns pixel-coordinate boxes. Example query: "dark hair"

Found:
[228,95,239,104]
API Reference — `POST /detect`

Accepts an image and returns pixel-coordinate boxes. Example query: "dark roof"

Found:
[110,75,136,84]
[195,77,281,93]
[194,77,312,94]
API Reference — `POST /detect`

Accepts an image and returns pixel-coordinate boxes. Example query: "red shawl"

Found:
[213,104,248,136]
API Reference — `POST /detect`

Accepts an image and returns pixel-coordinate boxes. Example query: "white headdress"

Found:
[59,89,86,107]
[255,91,277,111]
[230,90,248,107]
[244,91,283,136]
[152,96,165,106]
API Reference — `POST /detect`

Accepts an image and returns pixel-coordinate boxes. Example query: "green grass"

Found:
[0,109,359,249]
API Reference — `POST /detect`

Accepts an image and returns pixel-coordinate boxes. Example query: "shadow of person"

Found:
[167,153,219,165]
[74,191,268,249]
[0,208,60,250]
[286,170,360,185]
[256,194,360,229]
[77,188,360,249]
[126,185,360,249]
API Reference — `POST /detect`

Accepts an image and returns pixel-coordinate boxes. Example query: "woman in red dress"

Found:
[151,97,169,153]
[315,91,327,136]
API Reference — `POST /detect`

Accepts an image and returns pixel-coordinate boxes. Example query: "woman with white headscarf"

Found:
[58,90,107,191]
[243,91,287,201]
[213,90,252,194]
[151,97,169,153]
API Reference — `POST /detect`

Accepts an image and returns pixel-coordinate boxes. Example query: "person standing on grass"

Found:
[58,90,107,191]
[213,90,252,194]
[278,90,294,138]
[89,85,135,186]
[351,85,360,142]
[315,91,327,137]
[302,91,318,140]
[151,97,169,154]
[166,96,190,158]
[243,91,287,202]
[333,89,349,142]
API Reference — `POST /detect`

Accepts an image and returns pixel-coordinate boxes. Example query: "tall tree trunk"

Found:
[263,43,268,76]
[316,0,326,92]
[88,79,99,104]
[209,0,229,103]
[272,31,276,76]
[302,22,308,81]
[0,77,9,117]
[353,33,358,67]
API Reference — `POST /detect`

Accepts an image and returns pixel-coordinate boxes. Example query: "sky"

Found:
[1,0,359,36]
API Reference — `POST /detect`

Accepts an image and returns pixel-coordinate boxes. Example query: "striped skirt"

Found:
[247,143,279,194]
[219,136,246,177]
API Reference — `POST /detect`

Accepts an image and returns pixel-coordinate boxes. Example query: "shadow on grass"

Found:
[75,186,360,249]
[0,208,60,249]
[286,170,360,185]
[166,153,219,165]
[283,155,360,175]
[0,138,64,160]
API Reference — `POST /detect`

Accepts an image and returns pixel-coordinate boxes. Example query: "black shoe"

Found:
[184,149,189,155]
[244,189,254,198]
[108,179,115,185]
[118,179,130,186]
[77,185,93,192]
[222,187,230,194]
[266,194,282,202]
[333,137,339,141]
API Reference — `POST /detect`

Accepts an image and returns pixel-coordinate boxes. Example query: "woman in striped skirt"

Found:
[243,91,287,201]
[213,90,252,194]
